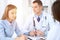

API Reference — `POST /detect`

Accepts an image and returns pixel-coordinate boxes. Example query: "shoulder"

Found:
[0,20,4,24]
[42,11,52,18]
[0,20,5,28]
[41,11,48,20]
[42,11,47,16]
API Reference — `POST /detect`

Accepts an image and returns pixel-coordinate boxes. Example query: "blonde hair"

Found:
[2,4,17,20]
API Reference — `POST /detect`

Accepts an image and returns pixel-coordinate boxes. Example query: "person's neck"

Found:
[36,12,42,16]
[7,18,12,23]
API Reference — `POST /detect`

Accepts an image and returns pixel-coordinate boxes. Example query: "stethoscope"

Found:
[27,17,37,40]
[27,17,47,40]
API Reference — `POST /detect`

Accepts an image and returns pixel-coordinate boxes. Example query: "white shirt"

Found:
[46,20,60,40]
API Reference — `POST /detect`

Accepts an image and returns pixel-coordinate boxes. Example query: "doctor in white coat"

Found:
[22,0,53,40]
[46,1,60,40]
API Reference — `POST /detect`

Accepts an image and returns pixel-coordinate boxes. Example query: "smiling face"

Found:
[32,3,43,16]
[8,8,16,22]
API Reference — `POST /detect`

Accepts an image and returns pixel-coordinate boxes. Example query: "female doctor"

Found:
[46,1,60,40]
[0,4,26,40]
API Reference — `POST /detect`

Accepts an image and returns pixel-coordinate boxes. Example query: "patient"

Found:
[0,4,26,40]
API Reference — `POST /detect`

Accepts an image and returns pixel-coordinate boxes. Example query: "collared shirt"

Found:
[0,20,21,40]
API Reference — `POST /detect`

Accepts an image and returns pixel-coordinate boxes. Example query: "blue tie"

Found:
[37,16,40,22]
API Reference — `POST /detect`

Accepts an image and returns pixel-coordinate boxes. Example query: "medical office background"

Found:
[0,0,56,38]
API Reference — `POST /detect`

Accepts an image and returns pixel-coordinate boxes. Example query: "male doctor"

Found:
[23,0,52,40]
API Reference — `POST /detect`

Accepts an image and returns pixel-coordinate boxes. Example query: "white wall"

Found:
[0,0,7,19]
[48,0,56,14]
